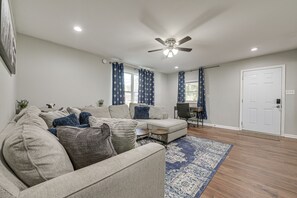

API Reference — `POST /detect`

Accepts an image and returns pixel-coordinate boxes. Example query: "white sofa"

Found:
[0,109,165,198]
[82,103,188,144]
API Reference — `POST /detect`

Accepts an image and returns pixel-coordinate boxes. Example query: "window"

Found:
[185,81,198,102]
[124,72,138,104]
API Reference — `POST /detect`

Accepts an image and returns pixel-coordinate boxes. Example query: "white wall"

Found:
[16,34,112,108]
[167,49,297,135]
[16,34,169,110]
[0,58,16,131]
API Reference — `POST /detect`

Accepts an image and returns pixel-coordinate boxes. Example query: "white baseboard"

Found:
[283,134,297,139]
[202,123,240,131]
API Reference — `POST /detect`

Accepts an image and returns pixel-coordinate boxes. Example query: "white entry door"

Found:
[242,67,282,135]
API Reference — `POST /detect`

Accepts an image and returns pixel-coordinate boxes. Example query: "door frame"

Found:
[239,65,286,136]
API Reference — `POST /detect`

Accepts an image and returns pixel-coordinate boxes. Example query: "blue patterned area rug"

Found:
[137,135,233,198]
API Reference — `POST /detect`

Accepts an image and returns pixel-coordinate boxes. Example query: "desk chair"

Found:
[176,103,195,128]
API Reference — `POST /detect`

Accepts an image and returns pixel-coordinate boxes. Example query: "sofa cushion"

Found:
[109,104,131,119]
[146,119,187,133]
[81,107,111,118]
[89,117,137,154]
[53,114,80,127]
[149,106,165,119]
[2,124,74,187]
[136,121,148,129]
[14,106,41,122]
[134,106,150,119]
[57,125,117,170]
[129,103,146,118]
[40,109,69,128]
[66,107,81,119]
[16,113,48,130]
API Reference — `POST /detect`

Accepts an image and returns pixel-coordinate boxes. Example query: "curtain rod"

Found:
[109,60,154,71]
[187,65,220,72]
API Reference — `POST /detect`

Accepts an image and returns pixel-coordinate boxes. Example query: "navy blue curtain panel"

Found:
[138,69,155,105]
[177,71,185,103]
[197,68,207,119]
[112,62,125,105]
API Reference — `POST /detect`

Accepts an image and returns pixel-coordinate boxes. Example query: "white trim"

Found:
[203,123,240,131]
[284,134,297,139]
[239,65,286,136]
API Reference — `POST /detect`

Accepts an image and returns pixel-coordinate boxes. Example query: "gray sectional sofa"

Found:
[0,107,166,198]
[81,103,188,144]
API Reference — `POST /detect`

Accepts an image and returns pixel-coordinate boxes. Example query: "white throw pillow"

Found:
[67,107,81,119]
[81,106,111,118]
[39,109,69,128]
[3,124,74,186]
[109,104,131,119]
[89,116,137,154]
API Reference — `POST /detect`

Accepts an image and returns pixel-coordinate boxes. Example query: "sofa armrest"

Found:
[19,143,165,198]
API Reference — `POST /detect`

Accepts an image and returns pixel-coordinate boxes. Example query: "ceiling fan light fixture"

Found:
[168,51,174,58]
[163,49,169,56]
[172,48,178,55]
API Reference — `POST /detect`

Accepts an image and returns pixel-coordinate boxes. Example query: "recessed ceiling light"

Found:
[251,47,258,52]
[174,66,179,69]
[73,26,82,32]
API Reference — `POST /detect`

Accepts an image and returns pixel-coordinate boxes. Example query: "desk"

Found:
[174,106,204,127]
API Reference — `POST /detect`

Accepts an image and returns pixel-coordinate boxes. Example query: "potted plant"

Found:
[16,99,29,114]
[98,99,104,107]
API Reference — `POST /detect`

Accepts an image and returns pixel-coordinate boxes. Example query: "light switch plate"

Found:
[286,90,295,95]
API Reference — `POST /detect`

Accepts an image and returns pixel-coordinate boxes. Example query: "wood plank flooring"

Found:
[187,126,297,198]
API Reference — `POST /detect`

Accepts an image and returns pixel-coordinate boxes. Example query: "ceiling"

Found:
[12,0,297,73]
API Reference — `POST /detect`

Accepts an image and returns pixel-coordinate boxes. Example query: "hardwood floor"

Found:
[187,126,297,198]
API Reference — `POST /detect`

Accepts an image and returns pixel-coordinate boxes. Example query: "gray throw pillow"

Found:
[57,124,117,170]
[16,113,48,130]
[13,106,41,122]
[3,124,74,187]
[40,109,69,128]
[89,117,138,154]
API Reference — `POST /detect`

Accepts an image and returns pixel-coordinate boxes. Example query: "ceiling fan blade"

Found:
[155,38,166,46]
[148,48,164,53]
[176,47,192,52]
[177,36,192,45]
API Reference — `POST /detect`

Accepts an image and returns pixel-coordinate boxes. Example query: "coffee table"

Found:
[136,128,149,140]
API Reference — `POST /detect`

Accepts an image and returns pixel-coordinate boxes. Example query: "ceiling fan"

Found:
[148,36,192,58]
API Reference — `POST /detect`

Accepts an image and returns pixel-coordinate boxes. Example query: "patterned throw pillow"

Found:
[53,114,80,128]
[57,124,117,170]
[134,106,150,119]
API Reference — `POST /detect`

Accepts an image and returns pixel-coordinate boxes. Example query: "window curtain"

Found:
[112,62,125,105]
[177,71,185,103]
[197,67,207,119]
[138,69,155,105]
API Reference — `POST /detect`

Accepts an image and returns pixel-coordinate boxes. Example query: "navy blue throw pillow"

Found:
[79,112,92,125]
[53,114,80,127]
[134,106,150,119]
[48,128,57,136]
